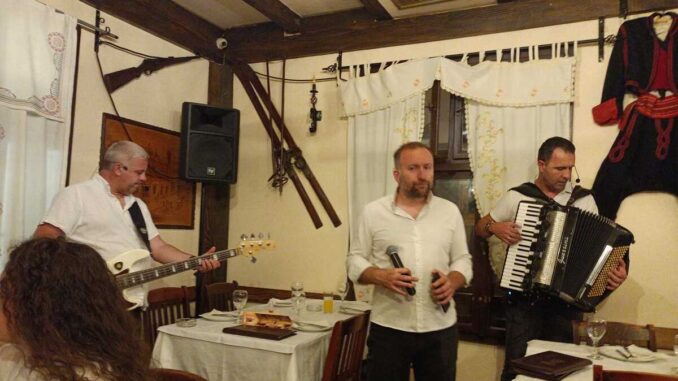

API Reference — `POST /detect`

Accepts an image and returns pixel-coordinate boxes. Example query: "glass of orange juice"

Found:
[323,293,334,314]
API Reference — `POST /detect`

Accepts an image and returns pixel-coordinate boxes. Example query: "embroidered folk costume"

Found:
[591,13,678,219]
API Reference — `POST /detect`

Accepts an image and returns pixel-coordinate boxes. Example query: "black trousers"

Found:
[501,292,582,381]
[365,323,458,381]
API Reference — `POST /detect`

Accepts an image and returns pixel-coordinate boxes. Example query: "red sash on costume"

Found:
[608,94,678,162]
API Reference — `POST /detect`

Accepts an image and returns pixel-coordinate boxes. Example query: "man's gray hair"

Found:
[100,141,149,170]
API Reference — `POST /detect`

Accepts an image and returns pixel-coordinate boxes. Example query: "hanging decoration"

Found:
[591,12,678,220]
[309,81,321,133]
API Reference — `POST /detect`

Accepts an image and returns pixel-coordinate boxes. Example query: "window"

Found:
[423,81,505,343]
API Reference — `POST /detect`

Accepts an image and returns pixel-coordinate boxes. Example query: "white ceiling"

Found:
[172,0,497,30]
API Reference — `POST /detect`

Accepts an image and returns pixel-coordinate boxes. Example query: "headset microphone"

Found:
[573,166,581,184]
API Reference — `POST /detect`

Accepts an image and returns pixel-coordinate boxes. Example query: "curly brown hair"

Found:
[0,238,150,381]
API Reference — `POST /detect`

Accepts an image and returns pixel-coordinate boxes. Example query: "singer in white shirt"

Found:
[346,142,472,381]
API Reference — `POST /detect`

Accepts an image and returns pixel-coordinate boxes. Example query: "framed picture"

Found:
[101,113,196,229]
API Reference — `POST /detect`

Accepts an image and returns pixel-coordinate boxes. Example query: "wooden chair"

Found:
[654,325,678,351]
[572,320,657,351]
[321,311,371,381]
[202,281,239,312]
[148,368,207,381]
[593,365,678,381]
[140,286,193,347]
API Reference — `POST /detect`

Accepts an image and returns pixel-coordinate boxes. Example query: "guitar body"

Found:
[108,249,150,276]
[107,249,153,310]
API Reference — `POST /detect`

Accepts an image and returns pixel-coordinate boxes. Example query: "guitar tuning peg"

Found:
[258,232,264,239]
[250,256,257,264]
[250,233,255,239]
[240,234,247,240]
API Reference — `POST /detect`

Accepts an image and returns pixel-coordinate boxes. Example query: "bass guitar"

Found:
[107,237,275,309]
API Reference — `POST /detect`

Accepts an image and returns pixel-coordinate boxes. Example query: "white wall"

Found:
[229,11,678,381]
[40,0,210,288]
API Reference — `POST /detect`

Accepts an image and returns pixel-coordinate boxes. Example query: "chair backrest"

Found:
[654,325,678,351]
[321,311,371,381]
[572,320,657,351]
[140,286,192,347]
[203,281,239,312]
[593,365,678,381]
[148,368,207,381]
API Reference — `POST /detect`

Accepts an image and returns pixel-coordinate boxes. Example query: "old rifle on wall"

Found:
[103,55,200,93]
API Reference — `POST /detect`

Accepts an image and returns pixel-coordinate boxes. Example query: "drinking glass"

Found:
[232,289,248,323]
[291,281,304,299]
[290,281,305,316]
[586,319,607,359]
[336,279,349,308]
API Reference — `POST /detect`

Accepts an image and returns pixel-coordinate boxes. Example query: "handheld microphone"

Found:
[573,166,581,184]
[386,245,416,296]
[431,273,450,313]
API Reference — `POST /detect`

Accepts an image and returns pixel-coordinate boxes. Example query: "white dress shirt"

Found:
[347,194,473,333]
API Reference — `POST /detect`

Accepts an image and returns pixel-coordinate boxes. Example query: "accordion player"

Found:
[499,200,634,311]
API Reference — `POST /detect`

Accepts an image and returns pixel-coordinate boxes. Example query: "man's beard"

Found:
[404,181,431,199]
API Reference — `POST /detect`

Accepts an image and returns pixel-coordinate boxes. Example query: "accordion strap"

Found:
[510,182,592,206]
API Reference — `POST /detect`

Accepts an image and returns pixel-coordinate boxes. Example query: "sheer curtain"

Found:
[340,49,575,240]
[342,59,438,240]
[0,0,77,269]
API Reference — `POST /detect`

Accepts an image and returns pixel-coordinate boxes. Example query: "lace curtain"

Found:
[0,0,77,269]
[340,49,575,239]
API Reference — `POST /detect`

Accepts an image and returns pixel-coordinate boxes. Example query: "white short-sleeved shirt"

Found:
[347,194,473,333]
[41,174,159,303]
[490,182,598,222]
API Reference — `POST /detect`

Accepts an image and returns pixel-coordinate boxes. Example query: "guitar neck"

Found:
[116,248,239,290]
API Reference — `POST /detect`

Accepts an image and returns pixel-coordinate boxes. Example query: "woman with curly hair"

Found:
[0,237,151,380]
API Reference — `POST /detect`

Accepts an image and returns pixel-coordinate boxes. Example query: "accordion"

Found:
[499,201,634,311]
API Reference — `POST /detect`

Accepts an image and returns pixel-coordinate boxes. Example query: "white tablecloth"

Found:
[151,300,368,381]
[516,340,678,380]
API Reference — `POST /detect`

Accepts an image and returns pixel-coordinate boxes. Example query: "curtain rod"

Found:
[76,19,118,40]
[329,17,617,79]
[52,9,118,40]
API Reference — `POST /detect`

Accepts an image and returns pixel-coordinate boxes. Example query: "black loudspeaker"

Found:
[180,102,239,183]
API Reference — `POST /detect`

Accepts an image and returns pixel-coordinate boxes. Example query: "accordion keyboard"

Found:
[500,201,543,292]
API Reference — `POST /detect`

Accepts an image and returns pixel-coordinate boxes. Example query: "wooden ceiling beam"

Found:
[224,0,678,63]
[80,0,224,63]
[360,0,392,20]
[242,0,302,33]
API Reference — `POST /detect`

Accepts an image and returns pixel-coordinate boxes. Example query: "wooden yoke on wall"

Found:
[228,58,342,229]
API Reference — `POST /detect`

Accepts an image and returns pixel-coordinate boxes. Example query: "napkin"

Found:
[339,301,371,312]
[269,298,294,307]
[623,344,654,356]
[599,344,657,362]
[294,319,331,329]
[208,309,239,317]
